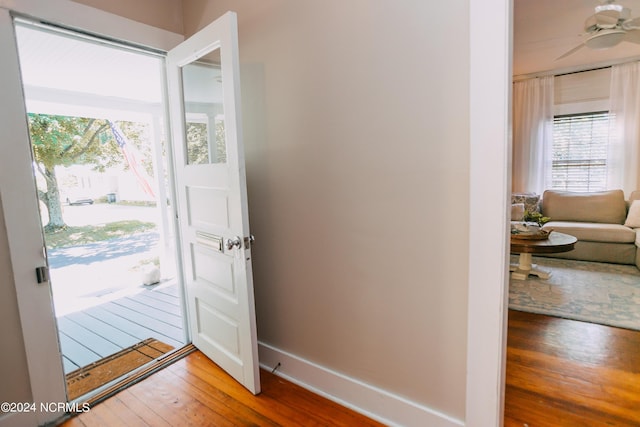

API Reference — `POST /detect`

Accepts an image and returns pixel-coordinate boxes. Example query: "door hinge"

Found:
[35,266,50,284]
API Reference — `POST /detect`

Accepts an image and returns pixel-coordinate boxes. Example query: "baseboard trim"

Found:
[258,342,464,427]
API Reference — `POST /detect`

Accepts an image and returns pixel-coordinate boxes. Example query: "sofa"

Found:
[513,189,640,268]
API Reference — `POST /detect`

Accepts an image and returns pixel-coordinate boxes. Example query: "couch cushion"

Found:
[541,190,626,224]
[543,221,636,243]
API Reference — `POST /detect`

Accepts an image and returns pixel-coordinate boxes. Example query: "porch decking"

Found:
[57,282,186,374]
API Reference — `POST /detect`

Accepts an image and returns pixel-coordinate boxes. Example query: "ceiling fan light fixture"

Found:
[585,29,626,49]
[595,3,624,14]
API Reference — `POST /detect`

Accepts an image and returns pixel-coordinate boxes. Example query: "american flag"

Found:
[108,120,156,198]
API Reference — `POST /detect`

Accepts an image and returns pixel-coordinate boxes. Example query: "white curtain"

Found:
[608,61,640,197]
[512,76,554,195]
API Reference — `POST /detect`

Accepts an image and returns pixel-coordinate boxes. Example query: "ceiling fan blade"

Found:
[556,43,586,60]
[624,29,640,44]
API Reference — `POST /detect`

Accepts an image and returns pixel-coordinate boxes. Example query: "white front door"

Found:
[166,12,260,394]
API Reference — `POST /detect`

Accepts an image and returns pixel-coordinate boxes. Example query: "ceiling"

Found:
[15,23,164,104]
[14,22,222,120]
[514,0,640,76]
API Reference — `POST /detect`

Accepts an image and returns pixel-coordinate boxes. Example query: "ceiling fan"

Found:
[557,0,640,60]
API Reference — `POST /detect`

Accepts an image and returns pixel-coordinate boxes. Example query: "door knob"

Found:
[226,236,242,250]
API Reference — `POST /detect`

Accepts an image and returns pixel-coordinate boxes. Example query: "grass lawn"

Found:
[44,220,157,249]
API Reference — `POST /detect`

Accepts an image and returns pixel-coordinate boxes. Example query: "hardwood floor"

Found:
[58,351,385,427]
[505,310,640,426]
[59,309,639,426]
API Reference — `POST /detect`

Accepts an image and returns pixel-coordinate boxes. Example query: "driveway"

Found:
[48,232,159,268]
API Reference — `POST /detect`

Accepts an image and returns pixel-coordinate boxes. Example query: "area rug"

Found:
[509,256,640,331]
[66,338,174,400]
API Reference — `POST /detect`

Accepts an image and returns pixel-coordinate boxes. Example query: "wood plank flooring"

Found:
[59,351,386,427]
[58,308,639,426]
[57,282,185,374]
[505,310,640,426]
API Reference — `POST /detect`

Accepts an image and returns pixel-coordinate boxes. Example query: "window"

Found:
[551,111,610,192]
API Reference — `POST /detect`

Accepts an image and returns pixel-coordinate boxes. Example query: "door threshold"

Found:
[56,344,196,424]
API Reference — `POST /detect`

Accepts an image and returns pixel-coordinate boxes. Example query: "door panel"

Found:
[187,187,230,228]
[166,11,260,394]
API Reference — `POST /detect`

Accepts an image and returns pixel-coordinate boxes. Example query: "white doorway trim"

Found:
[467,0,512,426]
[0,9,63,426]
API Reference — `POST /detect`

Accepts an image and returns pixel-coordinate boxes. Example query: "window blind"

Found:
[551,111,610,192]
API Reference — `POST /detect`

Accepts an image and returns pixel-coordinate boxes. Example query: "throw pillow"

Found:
[511,193,540,213]
[511,203,525,221]
[625,200,640,228]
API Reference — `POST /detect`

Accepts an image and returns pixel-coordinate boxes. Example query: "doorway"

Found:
[13,20,187,401]
[2,10,260,425]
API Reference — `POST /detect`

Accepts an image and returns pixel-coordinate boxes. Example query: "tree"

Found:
[27,114,148,231]
[185,118,227,164]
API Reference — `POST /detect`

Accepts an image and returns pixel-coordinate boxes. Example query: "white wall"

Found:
[72,0,183,34]
[184,0,470,422]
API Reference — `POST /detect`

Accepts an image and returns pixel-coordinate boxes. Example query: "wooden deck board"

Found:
[119,293,181,323]
[84,306,184,349]
[64,311,141,348]
[112,297,182,325]
[57,317,123,357]
[57,284,185,375]
[99,302,183,342]
[157,285,180,296]
[63,356,80,373]
[123,293,182,316]
[59,332,103,368]
[135,288,181,306]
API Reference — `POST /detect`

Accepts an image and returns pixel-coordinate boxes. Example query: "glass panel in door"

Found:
[183,50,227,165]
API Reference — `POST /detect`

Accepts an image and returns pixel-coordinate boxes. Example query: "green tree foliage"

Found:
[185,119,226,164]
[27,113,151,231]
[186,122,209,165]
